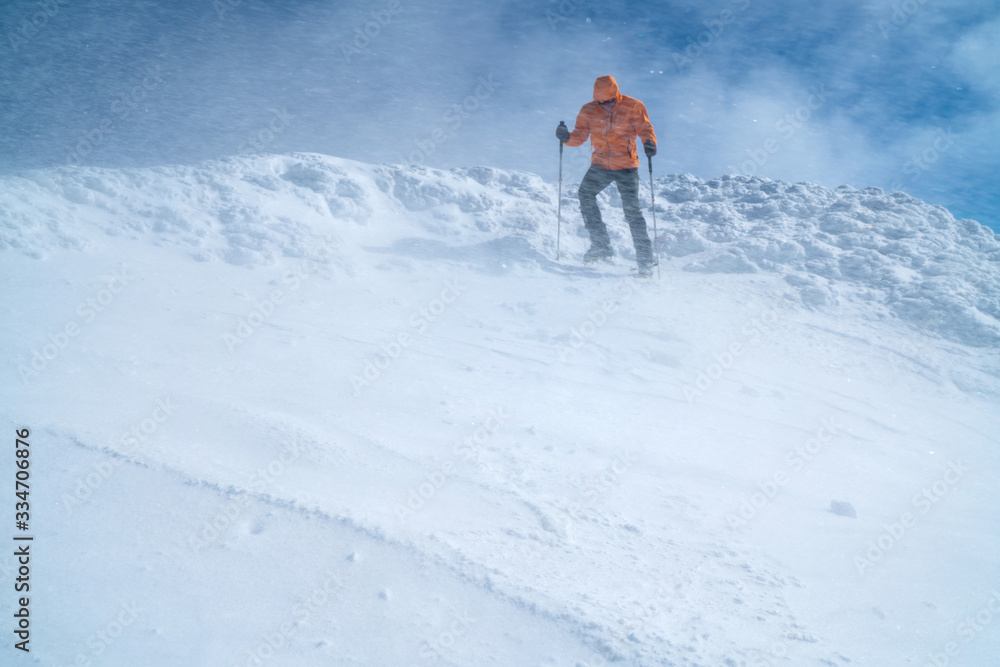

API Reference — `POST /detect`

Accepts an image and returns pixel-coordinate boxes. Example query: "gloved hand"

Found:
[644,140,657,157]
[556,122,570,143]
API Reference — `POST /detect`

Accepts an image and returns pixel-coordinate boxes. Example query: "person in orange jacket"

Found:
[557,75,657,274]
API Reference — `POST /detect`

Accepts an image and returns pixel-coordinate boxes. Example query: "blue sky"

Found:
[1,0,998,230]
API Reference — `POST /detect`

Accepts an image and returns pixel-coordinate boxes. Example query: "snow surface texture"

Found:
[1,153,999,666]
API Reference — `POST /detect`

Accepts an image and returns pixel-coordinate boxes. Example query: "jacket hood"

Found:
[593,75,620,102]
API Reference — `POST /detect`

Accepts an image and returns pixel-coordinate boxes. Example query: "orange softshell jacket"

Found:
[564,75,656,171]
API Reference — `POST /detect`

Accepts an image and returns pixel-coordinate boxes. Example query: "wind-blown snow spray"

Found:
[877,0,933,39]
[238,108,294,156]
[889,127,958,192]
[339,0,403,64]
[737,86,828,178]
[546,0,586,30]
[671,0,752,71]
[402,75,499,166]
[64,65,166,166]
[5,0,70,54]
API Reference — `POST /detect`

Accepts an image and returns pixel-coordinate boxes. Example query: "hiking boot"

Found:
[583,246,615,263]
[636,258,658,277]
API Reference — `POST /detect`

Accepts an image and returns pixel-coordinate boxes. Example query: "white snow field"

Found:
[1,152,999,666]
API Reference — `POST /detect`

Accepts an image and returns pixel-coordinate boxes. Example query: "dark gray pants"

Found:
[578,165,653,265]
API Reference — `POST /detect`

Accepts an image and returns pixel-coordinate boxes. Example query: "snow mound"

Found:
[650,174,1000,347]
[1,153,998,346]
[0,153,556,270]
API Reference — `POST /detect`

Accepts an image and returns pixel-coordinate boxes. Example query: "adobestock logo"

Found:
[340,0,403,64]
[18,267,133,383]
[923,590,1000,667]
[351,278,466,395]
[877,0,931,39]
[854,459,968,576]
[737,86,828,178]
[402,76,499,166]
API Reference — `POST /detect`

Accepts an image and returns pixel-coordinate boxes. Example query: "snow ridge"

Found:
[650,174,1000,348]
[2,151,997,346]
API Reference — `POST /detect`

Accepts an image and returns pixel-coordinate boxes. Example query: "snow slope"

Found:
[1,153,999,666]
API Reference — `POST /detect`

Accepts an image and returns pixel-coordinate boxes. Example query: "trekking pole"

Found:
[648,154,660,279]
[557,121,566,261]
